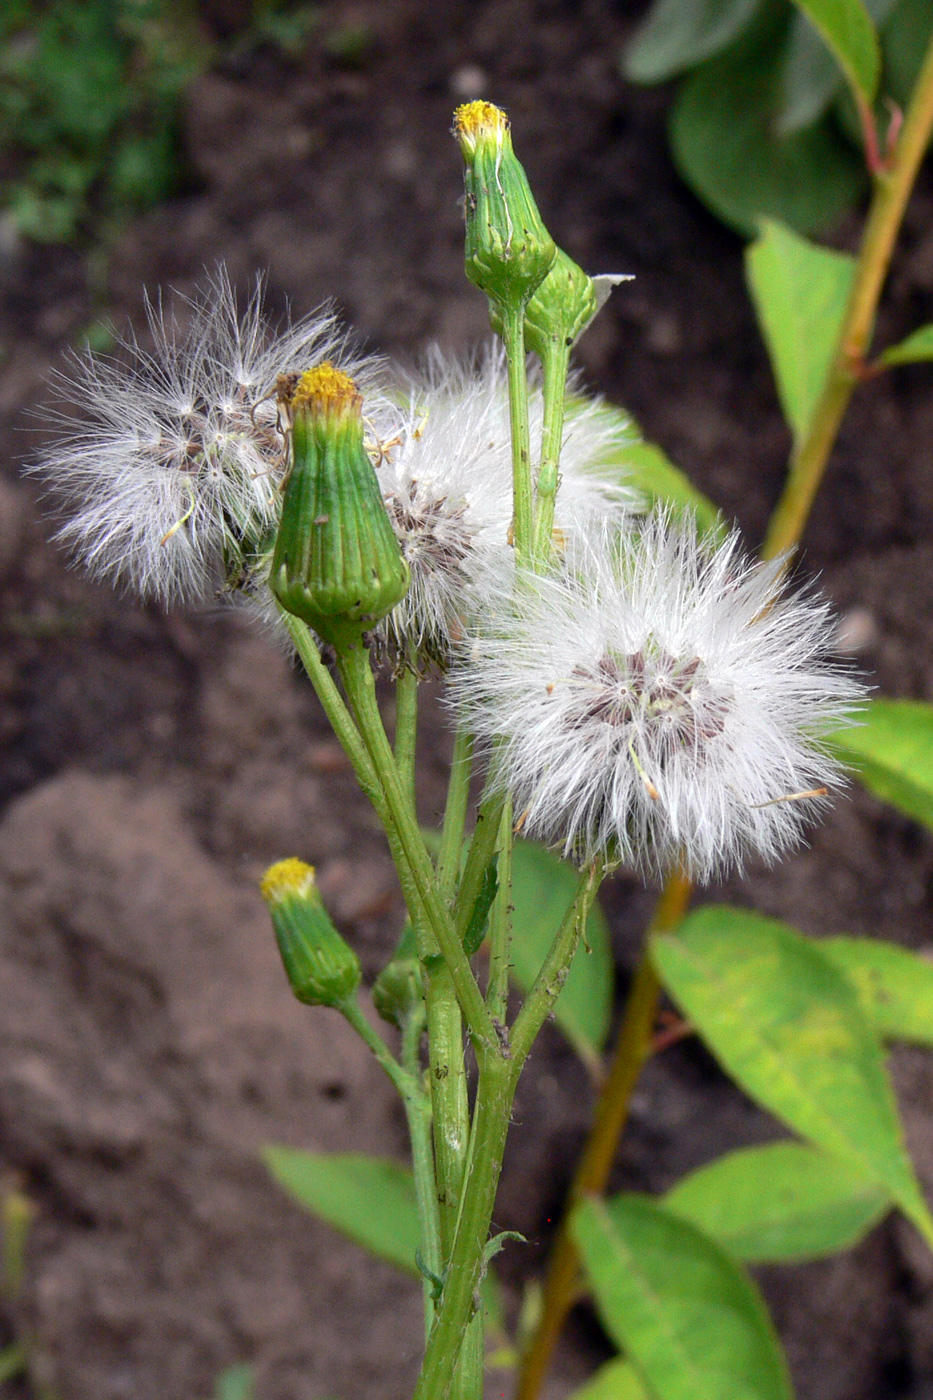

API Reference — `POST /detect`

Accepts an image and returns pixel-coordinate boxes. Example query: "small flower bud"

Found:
[269,364,410,649]
[524,249,597,357]
[371,921,424,1028]
[260,858,362,1008]
[452,101,556,311]
[490,250,632,358]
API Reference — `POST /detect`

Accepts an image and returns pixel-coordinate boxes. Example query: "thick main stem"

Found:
[413,1050,515,1400]
[414,870,599,1400]
[763,29,933,560]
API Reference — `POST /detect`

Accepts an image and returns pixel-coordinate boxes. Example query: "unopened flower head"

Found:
[452,512,864,881]
[31,269,376,605]
[372,343,643,668]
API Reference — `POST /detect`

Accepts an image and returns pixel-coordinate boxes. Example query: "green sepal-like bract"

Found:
[269,365,410,651]
[261,858,362,1008]
[453,101,556,312]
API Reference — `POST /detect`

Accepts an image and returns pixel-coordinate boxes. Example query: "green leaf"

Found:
[264,1148,422,1274]
[567,1358,652,1400]
[745,219,856,441]
[671,19,865,237]
[652,906,933,1242]
[879,324,933,366]
[785,0,882,107]
[263,1148,505,1330]
[214,1365,254,1400]
[574,1195,793,1400]
[622,0,762,83]
[509,840,613,1072]
[883,0,933,106]
[823,937,933,1046]
[608,437,727,539]
[829,699,933,831]
[778,0,897,133]
[663,1141,889,1261]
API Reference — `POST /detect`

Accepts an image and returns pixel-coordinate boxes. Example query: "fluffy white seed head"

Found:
[451,512,864,881]
[373,342,642,667]
[31,268,378,606]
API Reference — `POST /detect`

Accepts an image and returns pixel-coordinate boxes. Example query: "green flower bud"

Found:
[490,250,631,359]
[452,101,556,311]
[260,858,362,1008]
[524,249,597,357]
[371,921,424,1028]
[269,365,410,650]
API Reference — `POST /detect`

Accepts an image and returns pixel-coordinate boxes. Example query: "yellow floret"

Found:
[260,857,317,904]
[291,363,360,414]
[452,101,509,154]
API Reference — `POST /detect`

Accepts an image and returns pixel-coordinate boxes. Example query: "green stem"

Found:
[500,300,534,560]
[280,611,384,813]
[343,998,442,1338]
[763,27,933,560]
[531,336,571,564]
[438,730,474,901]
[395,664,419,810]
[425,963,471,1260]
[401,1004,444,1341]
[413,1049,515,1400]
[336,643,495,1049]
[414,868,601,1400]
[485,801,513,1024]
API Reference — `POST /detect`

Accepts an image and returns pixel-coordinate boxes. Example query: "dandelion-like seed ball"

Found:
[452,513,865,881]
[373,343,643,668]
[31,268,376,606]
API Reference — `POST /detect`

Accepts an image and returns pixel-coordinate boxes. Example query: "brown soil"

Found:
[2,2,933,1398]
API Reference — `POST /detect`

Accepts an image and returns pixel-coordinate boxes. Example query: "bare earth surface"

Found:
[2,2,933,1398]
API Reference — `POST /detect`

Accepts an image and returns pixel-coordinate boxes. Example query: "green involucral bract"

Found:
[269,365,410,650]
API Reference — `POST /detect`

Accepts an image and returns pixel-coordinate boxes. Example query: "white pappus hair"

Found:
[373,342,643,667]
[31,268,378,606]
[451,511,865,881]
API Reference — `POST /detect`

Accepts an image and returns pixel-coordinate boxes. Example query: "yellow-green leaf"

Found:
[567,1359,652,1400]
[574,1195,793,1400]
[823,937,933,1045]
[830,699,933,832]
[651,906,933,1244]
[879,325,933,367]
[608,437,726,539]
[663,1141,889,1261]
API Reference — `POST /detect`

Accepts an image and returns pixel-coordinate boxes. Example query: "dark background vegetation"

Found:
[2,2,933,1397]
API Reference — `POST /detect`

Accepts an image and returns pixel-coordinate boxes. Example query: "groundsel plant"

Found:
[33,86,933,1400]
